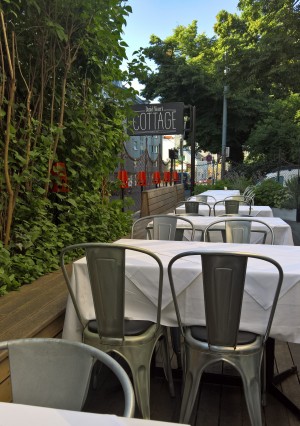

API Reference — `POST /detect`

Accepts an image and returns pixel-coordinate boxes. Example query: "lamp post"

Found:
[221,64,229,180]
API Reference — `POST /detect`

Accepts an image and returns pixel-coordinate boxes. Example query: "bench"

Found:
[140,184,185,217]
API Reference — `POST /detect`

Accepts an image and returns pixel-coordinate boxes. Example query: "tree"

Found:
[136,0,300,165]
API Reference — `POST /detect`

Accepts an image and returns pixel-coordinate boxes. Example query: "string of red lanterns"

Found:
[117,170,128,188]
[137,171,147,186]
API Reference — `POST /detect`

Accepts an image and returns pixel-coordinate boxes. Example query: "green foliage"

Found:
[253,179,290,208]
[0,0,140,293]
[223,174,253,192]
[137,0,300,163]
[281,176,300,209]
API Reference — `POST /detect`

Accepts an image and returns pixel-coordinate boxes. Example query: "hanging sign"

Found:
[129,102,184,136]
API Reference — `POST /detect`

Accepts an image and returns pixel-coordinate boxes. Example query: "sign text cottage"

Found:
[129,102,184,136]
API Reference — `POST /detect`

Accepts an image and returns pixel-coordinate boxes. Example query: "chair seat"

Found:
[190,325,258,345]
[88,319,155,336]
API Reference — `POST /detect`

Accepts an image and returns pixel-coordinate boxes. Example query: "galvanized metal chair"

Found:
[174,201,211,216]
[213,199,243,215]
[167,250,283,425]
[0,338,135,417]
[203,217,275,244]
[60,243,175,419]
[131,214,196,241]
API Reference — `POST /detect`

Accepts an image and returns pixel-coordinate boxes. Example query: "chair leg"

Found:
[160,330,175,397]
[170,327,182,370]
[237,352,263,426]
[126,353,152,419]
[122,339,162,420]
[179,348,206,424]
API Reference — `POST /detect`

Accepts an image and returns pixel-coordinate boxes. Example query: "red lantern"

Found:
[173,171,179,182]
[118,170,128,188]
[163,171,171,183]
[152,171,161,185]
[50,162,69,193]
[137,171,147,186]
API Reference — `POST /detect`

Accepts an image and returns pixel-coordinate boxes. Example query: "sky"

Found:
[122,0,240,93]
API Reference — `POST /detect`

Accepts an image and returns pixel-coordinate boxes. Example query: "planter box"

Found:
[272,208,297,221]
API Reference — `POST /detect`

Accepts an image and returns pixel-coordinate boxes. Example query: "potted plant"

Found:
[254,178,297,221]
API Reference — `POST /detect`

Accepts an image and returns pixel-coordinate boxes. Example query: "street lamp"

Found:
[221,65,230,180]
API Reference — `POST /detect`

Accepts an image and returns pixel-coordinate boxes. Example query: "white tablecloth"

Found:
[174,216,294,245]
[0,403,185,426]
[197,189,240,203]
[63,239,300,344]
[179,202,273,217]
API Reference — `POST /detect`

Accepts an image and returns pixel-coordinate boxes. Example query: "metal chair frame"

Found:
[203,217,275,244]
[60,243,174,419]
[167,250,283,425]
[174,201,211,216]
[131,214,196,241]
[0,338,135,417]
[190,194,216,203]
[214,199,252,216]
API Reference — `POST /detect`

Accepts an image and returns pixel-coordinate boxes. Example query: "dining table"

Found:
[178,201,273,217]
[63,238,300,345]
[0,402,188,426]
[197,189,240,202]
[172,215,294,245]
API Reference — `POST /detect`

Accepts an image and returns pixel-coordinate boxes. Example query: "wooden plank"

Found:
[0,377,11,402]
[219,385,243,426]
[0,357,9,383]
[275,340,300,425]
[141,185,185,217]
[195,383,222,426]
[264,392,291,425]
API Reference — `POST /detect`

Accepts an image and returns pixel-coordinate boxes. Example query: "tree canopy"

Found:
[137,0,300,166]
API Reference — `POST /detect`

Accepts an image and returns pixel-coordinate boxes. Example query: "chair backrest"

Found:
[224,196,252,214]
[60,243,164,338]
[175,201,211,216]
[168,251,283,347]
[131,214,195,240]
[203,218,275,244]
[185,201,199,213]
[0,338,135,417]
[194,195,208,202]
[224,199,240,214]
[152,215,178,239]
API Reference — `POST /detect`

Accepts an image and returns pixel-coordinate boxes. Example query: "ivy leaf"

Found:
[67,198,78,208]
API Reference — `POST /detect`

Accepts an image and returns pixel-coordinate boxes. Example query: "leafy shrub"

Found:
[281,176,300,209]
[253,179,290,208]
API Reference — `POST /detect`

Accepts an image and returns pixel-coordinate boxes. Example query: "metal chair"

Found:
[213,199,243,216]
[203,217,275,244]
[194,195,207,202]
[225,195,254,210]
[131,214,195,241]
[167,250,283,425]
[242,187,256,206]
[0,338,135,417]
[193,194,216,203]
[60,243,174,419]
[174,201,211,216]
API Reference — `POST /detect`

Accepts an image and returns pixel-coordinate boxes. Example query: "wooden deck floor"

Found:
[83,340,300,425]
